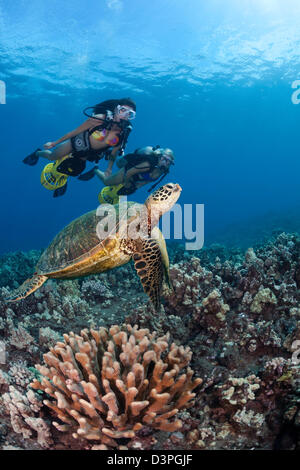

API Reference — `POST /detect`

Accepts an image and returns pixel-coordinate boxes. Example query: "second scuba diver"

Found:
[81,146,175,204]
[23,98,136,197]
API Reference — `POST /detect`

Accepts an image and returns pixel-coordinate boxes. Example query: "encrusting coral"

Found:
[30,324,202,449]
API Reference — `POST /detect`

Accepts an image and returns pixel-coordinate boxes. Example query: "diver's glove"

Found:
[78,165,99,181]
[23,148,41,166]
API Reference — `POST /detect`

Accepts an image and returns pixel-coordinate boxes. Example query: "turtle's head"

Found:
[145,183,182,225]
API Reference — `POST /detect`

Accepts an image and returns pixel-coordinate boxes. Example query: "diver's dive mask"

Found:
[158,156,173,170]
[116,105,136,120]
[157,148,175,166]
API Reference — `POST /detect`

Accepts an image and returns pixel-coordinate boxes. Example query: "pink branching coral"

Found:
[30,324,202,449]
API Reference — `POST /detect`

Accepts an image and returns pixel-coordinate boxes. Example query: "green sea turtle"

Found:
[5,183,181,310]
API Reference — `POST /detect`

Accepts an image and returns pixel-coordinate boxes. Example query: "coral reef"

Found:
[0,231,300,450]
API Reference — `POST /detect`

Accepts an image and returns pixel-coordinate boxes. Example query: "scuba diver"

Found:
[23,98,136,197]
[82,146,175,205]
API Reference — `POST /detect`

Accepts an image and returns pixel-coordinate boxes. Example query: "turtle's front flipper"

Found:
[151,226,173,292]
[4,274,48,302]
[132,238,164,311]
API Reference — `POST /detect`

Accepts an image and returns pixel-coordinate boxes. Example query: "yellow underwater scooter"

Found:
[41,154,123,204]
[41,156,123,204]
[40,155,70,197]
[98,183,123,205]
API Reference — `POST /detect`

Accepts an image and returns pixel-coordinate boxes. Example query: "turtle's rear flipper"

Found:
[132,238,164,312]
[4,274,48,302]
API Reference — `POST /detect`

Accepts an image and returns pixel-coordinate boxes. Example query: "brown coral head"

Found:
[30,324,201,449]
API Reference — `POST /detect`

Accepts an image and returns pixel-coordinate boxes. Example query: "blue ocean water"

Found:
[1,0,300,254]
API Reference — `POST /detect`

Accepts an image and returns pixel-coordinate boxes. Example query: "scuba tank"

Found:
[116,146,159,169]
[116,145,154,168]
